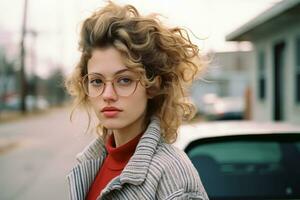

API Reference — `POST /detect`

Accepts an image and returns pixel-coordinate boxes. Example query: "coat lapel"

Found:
[67,138,107,200]
[119,116,161,185]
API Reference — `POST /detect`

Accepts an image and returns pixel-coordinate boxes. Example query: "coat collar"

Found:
[75,116,161,185]
[120,116,161,185]
[75,136,106,163]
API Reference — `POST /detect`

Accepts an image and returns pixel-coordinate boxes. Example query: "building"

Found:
[190,51,253,118]
[226,0,300,124]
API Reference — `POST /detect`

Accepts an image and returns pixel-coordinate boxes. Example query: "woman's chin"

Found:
[101,121,125,130]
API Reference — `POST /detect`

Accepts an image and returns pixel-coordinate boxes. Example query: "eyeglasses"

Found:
[81,72,141,97]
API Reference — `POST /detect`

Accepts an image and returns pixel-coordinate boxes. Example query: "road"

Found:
[0,107,94,200]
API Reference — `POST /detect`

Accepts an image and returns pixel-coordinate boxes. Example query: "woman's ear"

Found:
[147,76,161,99]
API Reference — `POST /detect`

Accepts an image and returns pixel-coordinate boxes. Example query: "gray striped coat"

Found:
[67,117,209,200]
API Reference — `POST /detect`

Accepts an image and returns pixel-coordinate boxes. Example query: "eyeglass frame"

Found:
[80,72,142,98]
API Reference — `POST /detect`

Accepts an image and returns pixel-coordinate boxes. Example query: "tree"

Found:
[46,68,67,106]
[0,48,18,111]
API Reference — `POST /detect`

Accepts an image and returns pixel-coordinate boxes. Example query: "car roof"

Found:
[174,120,300,150]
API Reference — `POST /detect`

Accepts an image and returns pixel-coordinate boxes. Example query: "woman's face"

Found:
[86,47,148,132]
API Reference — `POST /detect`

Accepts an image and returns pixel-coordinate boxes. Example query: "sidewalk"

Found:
[0,138,20,155]
[0,110,46,123]
[0,105,67,124]
[0,105,69,156]
[0,106,93,200]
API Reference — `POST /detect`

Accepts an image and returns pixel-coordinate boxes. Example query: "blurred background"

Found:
[1,0,300,199]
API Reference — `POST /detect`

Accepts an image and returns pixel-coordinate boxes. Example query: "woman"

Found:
[65,1,209,200]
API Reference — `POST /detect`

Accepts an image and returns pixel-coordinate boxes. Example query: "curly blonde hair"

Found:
[65,1,205,143]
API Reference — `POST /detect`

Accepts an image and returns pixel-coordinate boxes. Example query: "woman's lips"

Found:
[101,106,122,118]
[102,110,120,118]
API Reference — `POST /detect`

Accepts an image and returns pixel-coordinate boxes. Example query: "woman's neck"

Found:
[112,114,147,147]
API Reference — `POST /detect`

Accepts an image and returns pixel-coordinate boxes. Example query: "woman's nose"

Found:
[102,82,118,101]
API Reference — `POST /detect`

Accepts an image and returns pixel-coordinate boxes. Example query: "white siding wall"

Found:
[288,25,300,124]
[253,41,272,121]
[252,22,300,124]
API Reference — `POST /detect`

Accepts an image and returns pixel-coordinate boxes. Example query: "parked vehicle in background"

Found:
[3,95,49,111]
[175,121,300,200]
[197,94,245,120]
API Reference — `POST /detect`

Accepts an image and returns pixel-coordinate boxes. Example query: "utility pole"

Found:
[28,29,38,110]
[20,0,28,113]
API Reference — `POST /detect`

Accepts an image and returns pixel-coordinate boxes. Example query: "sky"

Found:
[0,0,282,78]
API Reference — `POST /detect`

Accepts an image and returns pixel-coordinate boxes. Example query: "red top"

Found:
[86,132,143,200]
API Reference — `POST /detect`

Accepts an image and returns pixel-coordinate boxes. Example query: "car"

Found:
[196,94,245,120]
[175,121,300,200]
[3,95,49,111]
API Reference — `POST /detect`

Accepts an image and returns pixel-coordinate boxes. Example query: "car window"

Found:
[186,137,300,199]
[188,141,281,163]
[296,143,300,152]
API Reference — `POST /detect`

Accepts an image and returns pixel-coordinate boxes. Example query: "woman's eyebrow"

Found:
[114,69,131,75]
[91,68,130,76]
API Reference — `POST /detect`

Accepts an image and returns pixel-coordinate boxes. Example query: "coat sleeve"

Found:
[154,155,210,200]
[163,188,209,200]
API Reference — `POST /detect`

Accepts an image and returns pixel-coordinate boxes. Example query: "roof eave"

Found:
[226,0,300,41]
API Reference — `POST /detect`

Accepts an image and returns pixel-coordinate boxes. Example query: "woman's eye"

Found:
[117,77,133,85]
[90,79,103,86]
